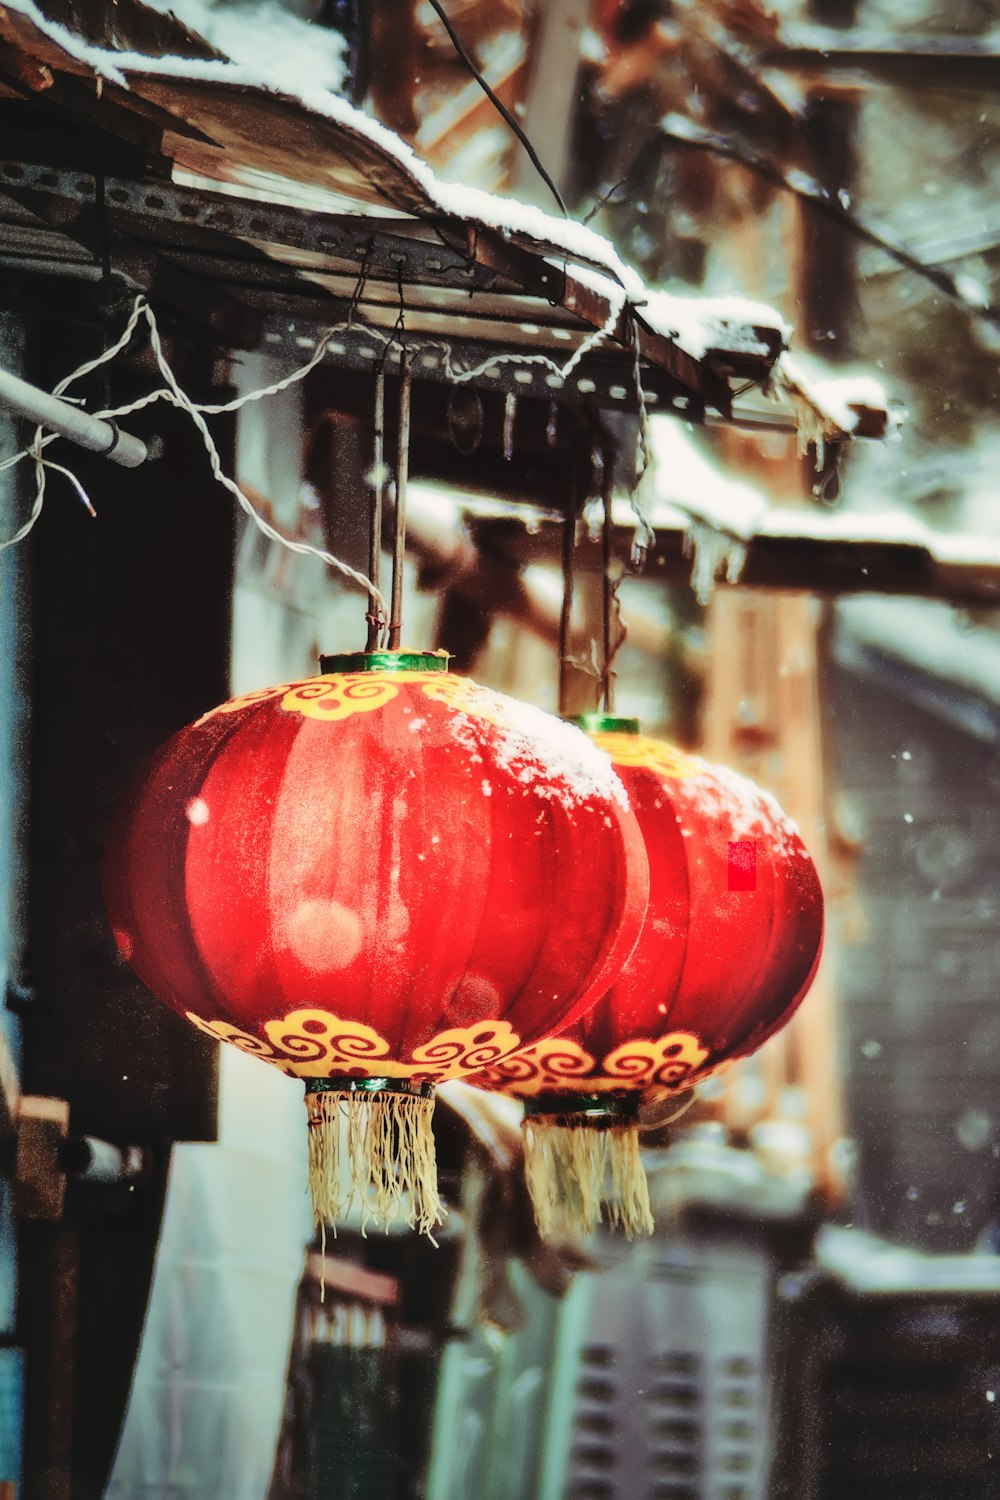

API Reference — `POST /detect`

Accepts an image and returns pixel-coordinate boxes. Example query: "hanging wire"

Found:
[0,286,637,644]
[382,267,412,650]
[601,454,615,714]
[582,178,629,225]
[0,297,618,554]
[388,350,411,651]
[140,302,390,619]
[627,313,655,569]
[0,297,148,552]
[0,296,389,621]
[662,115,1000,336]
[424,0,568,218]
[366,368,387,649]
[558,488,576,718]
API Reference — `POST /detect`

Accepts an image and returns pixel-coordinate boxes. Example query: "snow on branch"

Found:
[642,290,790,361]
[773,353,897,465]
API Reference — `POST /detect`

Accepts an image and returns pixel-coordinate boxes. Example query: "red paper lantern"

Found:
[473,715,824,1238]
[104,656,648,1232]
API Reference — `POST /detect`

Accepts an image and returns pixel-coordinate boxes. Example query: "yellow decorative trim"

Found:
[410,1020,521,1073]
[602,1032,709,1088]
[279,671,435,722]
[195,682,292,724]
[485,1029,710,1096]
[263,1007,393,1070]
[490,1037,596,1092]
[420,674,502,725]
[195,670,508,731]
[592,731,702,782]
[184,1007,524,1082]
[185,1011,299,1077]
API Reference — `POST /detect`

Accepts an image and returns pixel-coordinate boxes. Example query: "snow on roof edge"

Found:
[3,0,798,367]
[2,0,641,289]
[618,420,1000,601]
[776,352,895,457]
[2,0,894,460]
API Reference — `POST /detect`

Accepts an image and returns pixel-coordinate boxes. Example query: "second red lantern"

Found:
[474,716,824,1238]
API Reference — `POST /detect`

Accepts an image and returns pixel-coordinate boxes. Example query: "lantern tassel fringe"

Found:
[306,1090,444,1236]
[523,1119,654,1240]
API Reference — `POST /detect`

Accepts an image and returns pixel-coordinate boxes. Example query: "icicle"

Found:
[523,1114,653,1240]
[682,520,748,606]
[306,1086,444,1235]
[503,392,517,460]
[627,454,657,570]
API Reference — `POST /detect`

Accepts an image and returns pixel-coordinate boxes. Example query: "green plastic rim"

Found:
[304,1075,436,1100]
[523,1092,641,1127]
[569,714,641,736]
[319,650,449,675]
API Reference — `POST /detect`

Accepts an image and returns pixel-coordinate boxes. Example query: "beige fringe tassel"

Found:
[523,1118,654,1240]
[306,1089,444,1235]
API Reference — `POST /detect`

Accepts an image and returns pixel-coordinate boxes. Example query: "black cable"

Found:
[425,0,568,217]
[583,177,629,224]
[660,115,1000,335]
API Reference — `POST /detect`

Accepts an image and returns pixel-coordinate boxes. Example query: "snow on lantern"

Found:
[103,656,649,1234]
[472,715,824,1240]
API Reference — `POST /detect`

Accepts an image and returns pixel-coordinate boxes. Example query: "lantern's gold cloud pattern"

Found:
[198,670,507,726]
[186,1007,524,1082]
[592,733,701,781]
[476,1030,710,1095]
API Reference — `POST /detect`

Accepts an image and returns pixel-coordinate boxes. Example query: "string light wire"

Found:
[0,300,389,621]
[0,286,631,555]
[138,302,390,619]
[0,283,644,632]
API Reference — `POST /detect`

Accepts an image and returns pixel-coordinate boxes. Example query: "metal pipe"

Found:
[0,364,147,468]
[388,351,411,651]
[60,1135,148,1185]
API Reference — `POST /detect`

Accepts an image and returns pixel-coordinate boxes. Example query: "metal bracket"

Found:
[258,315,701,414]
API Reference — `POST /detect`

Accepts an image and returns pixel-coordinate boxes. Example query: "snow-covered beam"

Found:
[466,507,1000,609]
[0,0,892,445]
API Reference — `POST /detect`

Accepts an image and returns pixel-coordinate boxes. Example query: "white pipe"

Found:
[0,364,147,468]
[61,1136,147,1184]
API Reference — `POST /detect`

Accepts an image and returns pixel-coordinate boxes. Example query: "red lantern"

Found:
[473,715,824,1238]
[104,656,648,1233]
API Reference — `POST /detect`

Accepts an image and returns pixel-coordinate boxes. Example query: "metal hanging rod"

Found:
[0,365,147,468]
[388,352,412,652]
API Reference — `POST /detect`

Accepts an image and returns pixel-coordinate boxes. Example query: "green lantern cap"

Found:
[522,1092,641,1127]
[319,649,450,675]
[305,1076,436,1100]
[568,713,641,736]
